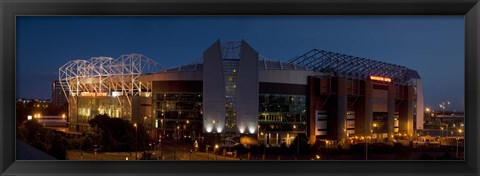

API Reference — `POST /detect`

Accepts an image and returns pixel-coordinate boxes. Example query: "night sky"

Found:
[16,16,464,111]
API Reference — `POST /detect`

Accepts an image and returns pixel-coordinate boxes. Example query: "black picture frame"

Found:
[1,0,479,176]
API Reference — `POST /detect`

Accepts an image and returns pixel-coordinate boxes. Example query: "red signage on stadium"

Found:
[80,92,108,97]
[369,76,392,82]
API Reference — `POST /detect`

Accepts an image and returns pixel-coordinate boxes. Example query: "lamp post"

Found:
[366,135,370,160]
[439,101,450,115]
[161,117,165,137]
[440,127,444,145]
[213,131,218,159]
[215,144,219,160]
[370,129,376,144]
[456,137,459,159]
[93,145,98,160]
[364,132,371,160]
[159,138,163,160]
[446,124,449,137]
[177,111,182,141]
[457,129,463,159]
[134,123,138,160]
[212,120,218,148]
[206,145,210,160]
[206,119,218,160]
[257,125,260,141]
[292,102,299,158]
[186,119,190,139]
[143,116,147,127]
[364,125,368,160]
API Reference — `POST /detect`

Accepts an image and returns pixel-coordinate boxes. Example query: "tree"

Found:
[16,120,68,159]
[86,114,151,152]
[140,151,156,160]
[289,133,310,155]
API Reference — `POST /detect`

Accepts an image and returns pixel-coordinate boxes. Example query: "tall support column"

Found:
[337,77,348,142]
[415,79,424,132]
[236,40,259,134]
[307,76,317,144]
[406,86,415,135]
[387,84,395,142]
[364,80,374,137]
[399,86,415,136]
[354,96,366,136]
[203,40,226,134]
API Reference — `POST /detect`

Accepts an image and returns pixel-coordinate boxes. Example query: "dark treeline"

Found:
[17,114,152,159]
[77,114,150,152]
[17,120,68,159]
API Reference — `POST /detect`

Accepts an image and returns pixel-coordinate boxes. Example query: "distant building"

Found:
[424,111,464,129]
[16,98,52,123]
[16,98,50,104]
[58,40,423,146]
[35,115,67,127]
[52,80,68,108]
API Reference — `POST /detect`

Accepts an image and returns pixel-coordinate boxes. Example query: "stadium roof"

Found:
[164,60,309,72]
[162,40,420,84]
[288,49,421,84]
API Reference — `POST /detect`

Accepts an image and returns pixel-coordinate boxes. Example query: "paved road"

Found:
[67,142,237,160]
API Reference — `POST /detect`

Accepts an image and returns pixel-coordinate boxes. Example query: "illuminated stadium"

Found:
[58,54,163,132]
[59,40,423,146]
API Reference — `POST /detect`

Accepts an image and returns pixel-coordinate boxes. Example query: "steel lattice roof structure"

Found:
[164,42,420,85]
[58,54,163,106]
[221,41,242,60]
[288,49,420,84]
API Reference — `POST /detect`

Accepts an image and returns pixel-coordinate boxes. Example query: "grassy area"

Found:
[67,150,141,160]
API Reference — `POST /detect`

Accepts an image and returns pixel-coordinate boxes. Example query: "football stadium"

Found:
[58,40,423,146]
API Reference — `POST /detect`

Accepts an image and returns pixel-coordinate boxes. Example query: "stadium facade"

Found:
[59,40,423,146]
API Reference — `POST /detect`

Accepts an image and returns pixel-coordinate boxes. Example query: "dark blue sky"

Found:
[16,16,464,111]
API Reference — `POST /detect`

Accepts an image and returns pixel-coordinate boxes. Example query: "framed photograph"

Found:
[1,0,479,176]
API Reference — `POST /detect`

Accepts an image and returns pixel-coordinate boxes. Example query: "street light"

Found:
[93,145,98,160]
[456,137,460,158]
[372,123,378,143]
[371,129,376,146]
[441,123,450,138]
[134,123,138,160]
[457,129,463,159]
[211,120,218,147]
[439,101,450,115]
[206,145,211,160]
[214,144,219,160]
[364,123,368,160]
[160,118,165,136]
[440,127,444,144]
